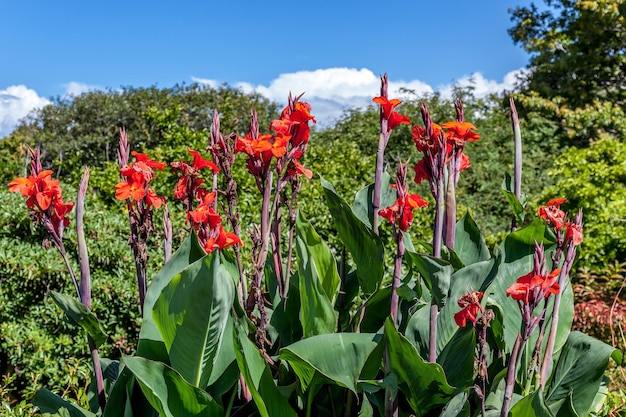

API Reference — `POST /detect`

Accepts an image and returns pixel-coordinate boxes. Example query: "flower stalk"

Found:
[510,97,523,231]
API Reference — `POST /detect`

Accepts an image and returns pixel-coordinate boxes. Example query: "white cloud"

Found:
[0,85,50,138]
[193,67,523,126]
[63,81,102,97]
[191,76,219,89]
[0,68,526,139]
[437,68,527,99]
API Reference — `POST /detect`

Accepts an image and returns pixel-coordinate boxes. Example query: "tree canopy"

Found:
[509,0,626,108]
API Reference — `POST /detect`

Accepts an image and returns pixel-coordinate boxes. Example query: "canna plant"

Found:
[8,76,621,417]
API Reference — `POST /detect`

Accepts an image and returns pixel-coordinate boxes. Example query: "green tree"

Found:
[509,0,626,108]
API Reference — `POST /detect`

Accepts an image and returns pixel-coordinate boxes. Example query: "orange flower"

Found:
[9,169,74,228]
[115,172,147,201]
[442,121,480,144]
[187,192,220,227]
[131,151,167,171]
[216,225,243,249]
[412,123,443,152]
[373,97,402,119]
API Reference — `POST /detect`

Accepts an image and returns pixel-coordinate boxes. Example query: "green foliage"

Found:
[541,135,626,269]
[0,61,624,415]
[0,188,155,407]
[509,0,626,108]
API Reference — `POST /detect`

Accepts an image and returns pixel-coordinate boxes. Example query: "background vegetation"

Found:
[1,0,625,414]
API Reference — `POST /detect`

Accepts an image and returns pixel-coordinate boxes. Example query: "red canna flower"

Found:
[373,97,402,120]
[287,159,313,179]
[379,194,428,232]
[442,121,480,144]
[216,225,244,249]
[413,158,431,185]
[538,198,567,229]
[188,148,219,172]
[565,221,583,245]
[506,269,561,304]
[373,96,411,132]
[115,172,147,201]
[131,151,167,171]
[187,192,220,226]
[9,167,74,231]
[454,291,484,327]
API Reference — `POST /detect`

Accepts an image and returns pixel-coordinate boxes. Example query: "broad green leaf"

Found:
[546,331,621,416]
[587,376,610,417]
[122,356,224,417]
[358,287,391,334]
[33,388,96,417]
[554,394,580,417]
[50,291,107,348]
[233,322,297,417]
[436,325,476,389]
[384,318,455,416]
[358,394,374,417]
[269,280,303,347]
[454,211,490,266]
[88,358,119,413]
[138,231,206,361]
[405,251,453,308]
[352,171,396,230]
[280,333,381,393]
[321,176,385,294]
[405,256,499,360]
[295,211,338,337]
[510,389,553,417]
[153,251,235,388]
[439,392,470,417]
[503,218,556,261]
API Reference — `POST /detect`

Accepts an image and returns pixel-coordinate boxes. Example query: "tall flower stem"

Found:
[429,135,446,363]
[501,332,525,417]
[75,167,105,411]
[389,222,405,326]
[539,210,582,386]
[372,73,390,236]
[163,205,172,264]
[510,97,522,232]
[444,166,456,249]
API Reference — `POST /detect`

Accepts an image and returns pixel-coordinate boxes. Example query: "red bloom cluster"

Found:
[186,191,242,254]
[454,290,484,327]
[115,151,166,208]
[538,198,583,245]
[170,149,241,254]
[378,193,428,232]
[171,148,219,202]
[412,120,479,185]
[9,170,75,231]
[236,100,315,180]
[506,269,561,304]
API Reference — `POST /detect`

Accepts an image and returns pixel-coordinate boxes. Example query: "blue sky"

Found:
[0,0,533,136]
